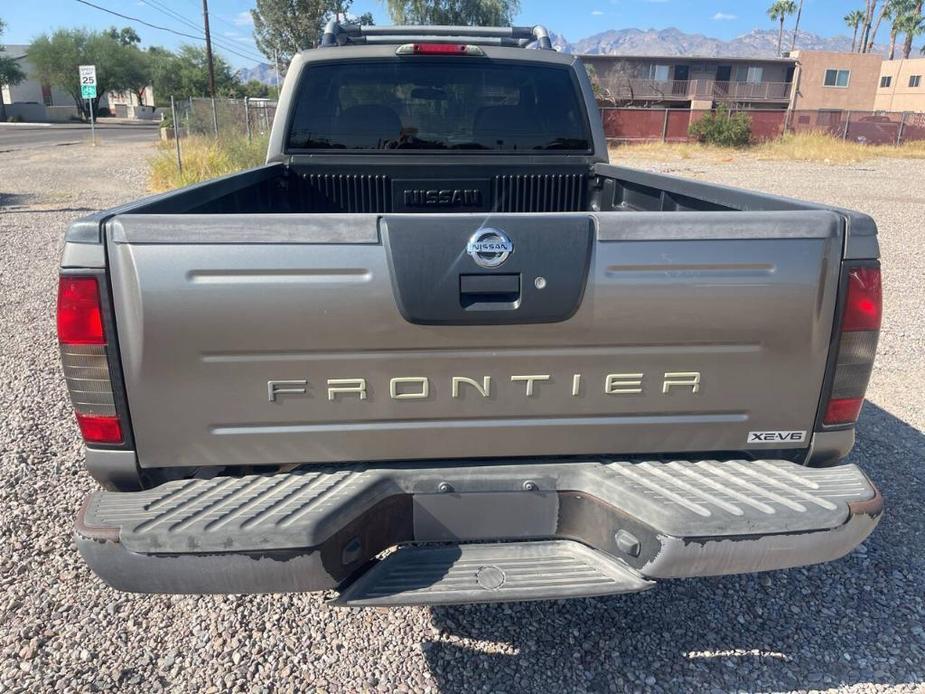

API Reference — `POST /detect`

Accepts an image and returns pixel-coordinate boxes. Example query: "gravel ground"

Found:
[1,141,923,693]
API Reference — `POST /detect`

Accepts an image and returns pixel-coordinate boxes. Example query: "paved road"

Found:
[0,121,159,152]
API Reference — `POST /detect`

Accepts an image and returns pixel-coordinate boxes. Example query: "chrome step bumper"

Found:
[75,459,882,602]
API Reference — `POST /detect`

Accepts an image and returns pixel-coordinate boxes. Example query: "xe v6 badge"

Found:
[467,228,513,269]
[747,431,807,444]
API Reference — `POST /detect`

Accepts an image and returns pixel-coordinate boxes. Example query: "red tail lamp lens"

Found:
[58,277,105,344]
[413,43,469,54]
[76,413,123,444]
[823,397,865,426]
[841,266,882,332]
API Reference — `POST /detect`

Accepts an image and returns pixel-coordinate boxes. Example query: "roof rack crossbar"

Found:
[320,22,553,50]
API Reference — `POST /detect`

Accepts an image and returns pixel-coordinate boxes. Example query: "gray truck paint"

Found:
[62,28,882,599]
[107,210,841,469]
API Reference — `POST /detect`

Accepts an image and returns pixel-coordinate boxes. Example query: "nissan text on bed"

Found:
[61,23,883,606]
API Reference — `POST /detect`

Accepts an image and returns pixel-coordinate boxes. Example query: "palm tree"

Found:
[895,4,925,58]
[899,0,923,58]
[790,0,805,51]
[845,9,866,51]
[883,0,915,56]
[866,0,901,51]
[769,0,797,56]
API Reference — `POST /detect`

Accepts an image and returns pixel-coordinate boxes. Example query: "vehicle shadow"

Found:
[0,192,38,209]
[420,402,924,693]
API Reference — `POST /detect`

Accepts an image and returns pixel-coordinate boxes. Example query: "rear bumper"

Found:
[75,459,882,601]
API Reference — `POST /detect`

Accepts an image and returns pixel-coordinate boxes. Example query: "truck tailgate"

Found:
[107,210,843,469]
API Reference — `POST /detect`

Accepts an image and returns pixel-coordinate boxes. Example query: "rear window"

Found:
[286,60,591,152]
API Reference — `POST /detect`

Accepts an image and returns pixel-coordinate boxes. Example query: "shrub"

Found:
[149,133,269,191]
[689,105,751,147]
[8,114,24,123]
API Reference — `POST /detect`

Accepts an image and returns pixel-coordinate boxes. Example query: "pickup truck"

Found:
[62,23,883,606]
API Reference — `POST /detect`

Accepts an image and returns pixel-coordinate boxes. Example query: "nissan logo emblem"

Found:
[466,228,513,269]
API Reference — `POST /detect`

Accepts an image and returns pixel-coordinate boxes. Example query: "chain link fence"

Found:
[162,96,278,174]
[167,96,278,140]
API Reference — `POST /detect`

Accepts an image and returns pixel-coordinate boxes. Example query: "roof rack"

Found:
[319,22,554,50]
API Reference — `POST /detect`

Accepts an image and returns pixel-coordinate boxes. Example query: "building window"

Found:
[910,75,922,88]
[823,69,850,87]
[880,75,892,88]
[734,65,764,83]
[646,64,670,81]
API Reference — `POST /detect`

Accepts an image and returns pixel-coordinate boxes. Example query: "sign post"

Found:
[79,65,97,146]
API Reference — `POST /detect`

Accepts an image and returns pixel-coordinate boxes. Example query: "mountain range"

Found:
[237,26,916,84]
[237,62,281,85]
[558,27,890,57]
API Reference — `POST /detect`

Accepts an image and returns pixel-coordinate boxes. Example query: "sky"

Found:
[0,1,903,70]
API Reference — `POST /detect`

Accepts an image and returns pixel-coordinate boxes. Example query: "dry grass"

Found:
[610,132,925,165]
[610,140,743,163]
[148,134,269,192]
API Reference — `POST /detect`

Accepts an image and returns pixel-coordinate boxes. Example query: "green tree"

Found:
[147,44,240,102]
[251,0,373,65]
[767,0,797,56]
[105,26,141,46]
[237,79,270,99]
[384,0,520,25]
[28,28,149,118]
[844,9,866,52]
[0,19,26,122]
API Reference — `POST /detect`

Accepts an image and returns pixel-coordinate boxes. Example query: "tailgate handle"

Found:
[459,274,521,311]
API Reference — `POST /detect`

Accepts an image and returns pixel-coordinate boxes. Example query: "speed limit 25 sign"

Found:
[79,65,97,99]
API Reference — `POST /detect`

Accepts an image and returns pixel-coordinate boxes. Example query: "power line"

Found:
[140,0,265,62]
[73,0,204,41]
[72,0,265,64]
[140,0,203,34]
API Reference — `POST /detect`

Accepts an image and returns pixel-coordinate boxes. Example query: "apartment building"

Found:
[874,57,925,111]
[787,50,883,111]
[580,54,795,109]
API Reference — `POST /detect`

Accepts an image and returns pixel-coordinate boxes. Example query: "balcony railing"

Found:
[605,79,792,102]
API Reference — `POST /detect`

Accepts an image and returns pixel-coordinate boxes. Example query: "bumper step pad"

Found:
[334,541,654,607]
[75,459,881,600]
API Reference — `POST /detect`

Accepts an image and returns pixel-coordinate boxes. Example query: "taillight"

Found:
[395,43,485,56]
[57,276,123,445]
[57,276,105,344]
[822,264,882,426]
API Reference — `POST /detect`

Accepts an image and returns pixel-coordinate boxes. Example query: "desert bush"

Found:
[689,105,751,147]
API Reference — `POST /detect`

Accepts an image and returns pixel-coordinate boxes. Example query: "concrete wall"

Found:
[874,58,925,111]
[790,50,882,111]
[46,105,80,122]
[3,103,47,122]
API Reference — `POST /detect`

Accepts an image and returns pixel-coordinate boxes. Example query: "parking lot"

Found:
[1,137,923,692]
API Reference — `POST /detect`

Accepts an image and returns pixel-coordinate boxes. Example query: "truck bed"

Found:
[67,162,875,471]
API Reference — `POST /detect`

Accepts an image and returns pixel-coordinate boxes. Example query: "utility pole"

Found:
[274,48,281,91]
[201,0,216,97]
